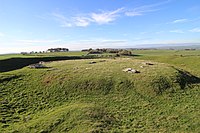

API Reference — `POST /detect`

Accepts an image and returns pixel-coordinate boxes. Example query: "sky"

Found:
[0,0,200,53]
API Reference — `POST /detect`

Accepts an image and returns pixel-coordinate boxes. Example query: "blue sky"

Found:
[0,0,200,53]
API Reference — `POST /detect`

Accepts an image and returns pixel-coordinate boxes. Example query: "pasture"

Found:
[0,50,200,132]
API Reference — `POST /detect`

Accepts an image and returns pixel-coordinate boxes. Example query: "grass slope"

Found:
[1,57,200,132]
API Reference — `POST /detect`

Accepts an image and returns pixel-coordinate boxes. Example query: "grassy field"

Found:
[0,51,88,60]
[133,50,200,75]
[0,50,200,132]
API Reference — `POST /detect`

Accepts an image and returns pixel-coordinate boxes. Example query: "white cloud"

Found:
[51,1,171,27]
[189,28,200,32]
[52,12,72,27]
[125,0,170,16]
[170,30,184,33]
[172,19,188,23]
[125,8,159,16]
[169,17,200,24]
[73,16,92,27]
[91,8,124,24]
[52,8,124,27]
[52,12,92,27]
[63,39,128,50]
[125,12,142,17]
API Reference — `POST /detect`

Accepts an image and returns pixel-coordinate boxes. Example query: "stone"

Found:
[143,62,154,65]
[123,68,140,73]
[89,61,96,64]
[123,68,132,72]
[28,63,47,69]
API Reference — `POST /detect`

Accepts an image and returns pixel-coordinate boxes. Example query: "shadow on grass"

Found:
[150,67,200,95]
[0,56,96,72]
[130,54,143,57]
[175,68,200,89]
[0,75,21,82]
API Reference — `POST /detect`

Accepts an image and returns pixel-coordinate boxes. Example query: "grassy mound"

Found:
[0,58,199,132]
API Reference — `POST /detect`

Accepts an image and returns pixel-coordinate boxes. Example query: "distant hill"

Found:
[131,43,200,49]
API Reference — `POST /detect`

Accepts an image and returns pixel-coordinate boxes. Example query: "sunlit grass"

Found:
[0,50,200,132]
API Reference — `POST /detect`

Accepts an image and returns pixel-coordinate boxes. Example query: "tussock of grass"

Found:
[151,75,172,94]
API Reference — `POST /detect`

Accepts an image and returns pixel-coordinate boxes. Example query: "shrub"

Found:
[88,50,102,54]
[151,76,172,94]
[118,50,132,56]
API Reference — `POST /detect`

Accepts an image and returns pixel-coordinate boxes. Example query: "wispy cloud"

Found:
[169,29,185,34]
[100,39,127,44]
[91,8,124,24]
[125,6,159,16]
[169,27,200,33]
[169,17,200,24]
[18,39,61,44]
[73,16,92,27]
[0,32,5,37]
[52,1,171,28]
[52,8,124,27]
[125,0,171,16]
[64,39,128,49]
[52,12,73,27]
[171,19,188,23]
[71,39,127,44]
[170,29,184,33]
[170,30,184,34]
[189,28,200,32]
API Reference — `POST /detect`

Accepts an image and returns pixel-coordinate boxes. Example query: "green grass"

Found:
[132,49,200,56]
[133,50,200,75]
[32,51,88,57]
[0,50,200,132]
[0,52,95,73]
[0,54,34,60]
[0,51,88,60]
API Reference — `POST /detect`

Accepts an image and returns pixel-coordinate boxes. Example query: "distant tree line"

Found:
[21,48,69,55]
[184,49,196,51]
[21,51,46,55]
[82,48,132,56]
[47,48,69,52]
